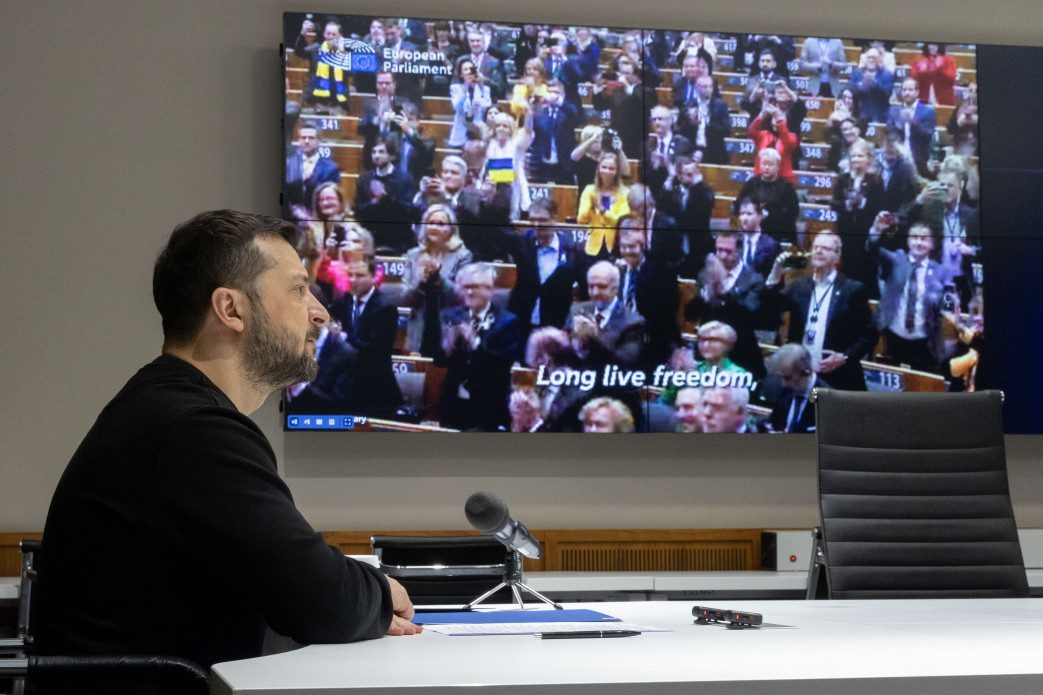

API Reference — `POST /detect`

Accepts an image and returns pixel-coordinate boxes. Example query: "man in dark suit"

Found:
[684,232,766,381]
[530,81,579,185]
[763,231,876,391]
[569,261,646,371]
[617,220,681,370]
[668,157,716,267]
[887,78,937,175]
[876,131,920,213]
[764,343,824,433]
[357,72,417,157]
[426,263,523,431]
[543,32,589,112]
[672,53,709,108]
[740,49,788,114]
[354,138,415,212]
[591,62,657,159]
[380,25,423,106]
[285,324,353,413]
[412,155,481,227]
[506,198,583,330]
[646,105,693,195]
[868,218,947,374]
[332,259,403,419]
[734,196,781,279]
[628,184,684,268]
[389,102,436,185]
[284,122,341,221]
[457,30,506,99]
[677,76,731,165]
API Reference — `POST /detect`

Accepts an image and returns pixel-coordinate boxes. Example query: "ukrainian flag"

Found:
[486,157,515,184]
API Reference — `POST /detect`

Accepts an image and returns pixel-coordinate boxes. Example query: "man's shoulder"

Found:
[112,358,260,434]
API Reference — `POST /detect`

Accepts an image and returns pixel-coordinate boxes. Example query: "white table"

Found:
[211,599,1043,694]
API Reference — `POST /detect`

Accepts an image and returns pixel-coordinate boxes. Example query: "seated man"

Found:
[701,387,753,433]
[764,343,820,433]
[673,387,704,432]
[36,211,419,674]
[579,396,636,433]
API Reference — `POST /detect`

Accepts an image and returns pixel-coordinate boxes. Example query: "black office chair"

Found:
[371,535,513,605]
[810,389,1029,599]
[0,539,209,695]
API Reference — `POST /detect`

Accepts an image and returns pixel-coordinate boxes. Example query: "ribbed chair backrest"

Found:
[815,389,1029,599]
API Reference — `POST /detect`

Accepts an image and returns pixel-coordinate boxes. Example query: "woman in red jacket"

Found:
[910,43,958,106]
[749,101,798,184]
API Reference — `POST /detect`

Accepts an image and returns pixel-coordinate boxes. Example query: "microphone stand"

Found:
[464,550,562,610]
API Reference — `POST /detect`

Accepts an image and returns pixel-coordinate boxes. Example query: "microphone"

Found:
[465,492,542,559]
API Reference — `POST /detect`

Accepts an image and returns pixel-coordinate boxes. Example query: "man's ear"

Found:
[211,287,248,335]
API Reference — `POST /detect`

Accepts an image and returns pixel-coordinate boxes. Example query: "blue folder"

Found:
[413,609,619,625]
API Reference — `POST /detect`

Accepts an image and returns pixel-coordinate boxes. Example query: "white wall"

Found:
[2,0,1041,532]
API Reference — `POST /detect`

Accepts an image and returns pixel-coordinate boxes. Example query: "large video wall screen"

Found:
[281,12,983,433]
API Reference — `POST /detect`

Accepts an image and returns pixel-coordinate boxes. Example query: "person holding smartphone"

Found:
[576,152,631,258]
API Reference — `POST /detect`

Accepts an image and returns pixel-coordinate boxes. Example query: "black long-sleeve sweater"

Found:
[36,355,392,669]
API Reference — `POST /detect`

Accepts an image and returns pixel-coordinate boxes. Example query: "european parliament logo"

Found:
[318,38,378,73]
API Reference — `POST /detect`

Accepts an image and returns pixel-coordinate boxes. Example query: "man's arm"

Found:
[153,409,397,644]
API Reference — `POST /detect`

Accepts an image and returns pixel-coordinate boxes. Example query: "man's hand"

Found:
[817,350,847,373]
[767,251,791,286]
[572,314,599,341]
[385,576,422,636]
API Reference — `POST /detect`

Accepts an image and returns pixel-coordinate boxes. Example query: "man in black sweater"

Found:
[36,211,419,676]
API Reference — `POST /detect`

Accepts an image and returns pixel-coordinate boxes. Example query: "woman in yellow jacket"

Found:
[577,152,630,258]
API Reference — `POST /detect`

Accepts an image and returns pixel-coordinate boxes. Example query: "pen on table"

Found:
[535,630,641,639]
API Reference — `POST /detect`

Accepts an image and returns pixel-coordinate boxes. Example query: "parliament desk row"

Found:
[289,108,952,152]
[211,598,1043,694]
[286,85,959,128]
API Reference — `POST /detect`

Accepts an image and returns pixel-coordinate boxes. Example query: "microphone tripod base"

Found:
[463,551,563,610]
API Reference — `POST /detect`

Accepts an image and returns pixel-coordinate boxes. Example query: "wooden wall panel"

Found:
[1,530,762,577]
[0,532,42,577]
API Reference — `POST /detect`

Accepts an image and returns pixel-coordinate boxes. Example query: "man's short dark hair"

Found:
[529,196,558,216]
[346,256,378,276]
[153,210,297,346]
[732,194,766,216]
